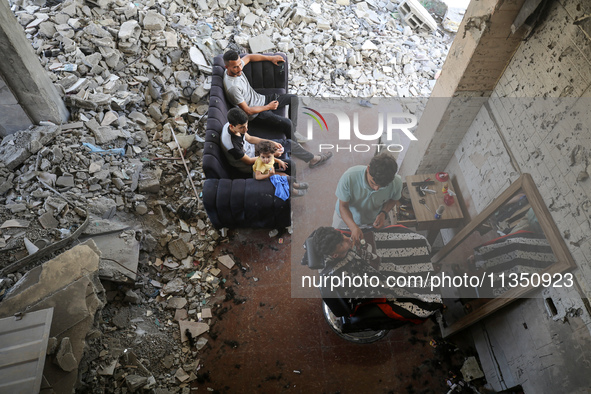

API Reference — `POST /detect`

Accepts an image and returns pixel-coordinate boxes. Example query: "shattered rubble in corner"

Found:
[0,0,458,391]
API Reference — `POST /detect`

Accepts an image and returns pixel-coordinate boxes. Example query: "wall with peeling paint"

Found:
[447,0,591,392]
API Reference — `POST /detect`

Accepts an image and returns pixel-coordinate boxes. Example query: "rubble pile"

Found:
[1,0,457,390]
[0,119,236,392]
[10,0,452,124]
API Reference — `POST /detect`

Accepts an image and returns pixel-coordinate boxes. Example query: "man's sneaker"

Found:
[294,131,309,143]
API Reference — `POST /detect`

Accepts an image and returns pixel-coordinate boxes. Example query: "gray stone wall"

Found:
[0,75,32,136]
[450,0,591,298]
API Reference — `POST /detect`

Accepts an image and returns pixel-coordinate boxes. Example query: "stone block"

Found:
[168,238,190,260]
[243,13,257,28]
[55,337,77,372]
[138,168,162,193]
[398,0,437,32]
[249,34,275,54]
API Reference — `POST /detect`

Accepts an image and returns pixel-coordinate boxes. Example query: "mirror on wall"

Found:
[434,174,576,337]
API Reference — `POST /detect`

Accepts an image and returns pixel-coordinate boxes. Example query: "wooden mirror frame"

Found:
[433,173,576,337]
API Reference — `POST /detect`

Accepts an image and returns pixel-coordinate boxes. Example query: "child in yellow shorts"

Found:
[252,140,287,180]
[253,141,308,196]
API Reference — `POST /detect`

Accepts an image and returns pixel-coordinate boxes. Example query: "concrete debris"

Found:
[179,320,209,341]
[12,0,451,124]
[55,337,78,372]
[0,0,458,391]
[0,240,104,393]
[0,125,58,170]
[443,7,465,33]
[218,254,235,269]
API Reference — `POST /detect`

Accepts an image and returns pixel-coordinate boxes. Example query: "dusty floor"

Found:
[194,228,472,393]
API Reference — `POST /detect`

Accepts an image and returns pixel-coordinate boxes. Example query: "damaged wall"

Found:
[443,0,591,392]
[0,0,68,136]
[0,75,33,136]
[400,0,528,176]
[450,0,591,299]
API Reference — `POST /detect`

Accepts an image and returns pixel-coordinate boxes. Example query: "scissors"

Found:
[419,198,433,213]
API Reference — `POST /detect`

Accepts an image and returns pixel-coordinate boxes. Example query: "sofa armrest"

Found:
[203,178,291,229]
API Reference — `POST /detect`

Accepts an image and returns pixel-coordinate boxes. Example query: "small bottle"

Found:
[435,205,445,219]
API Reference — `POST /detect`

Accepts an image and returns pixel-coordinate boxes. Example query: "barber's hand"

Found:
[267,100,279,110]
[373,211,387,228]
[350,226,364,246]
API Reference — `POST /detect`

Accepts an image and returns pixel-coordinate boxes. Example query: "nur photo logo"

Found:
[301,107,418,154]
[303,107,329,132]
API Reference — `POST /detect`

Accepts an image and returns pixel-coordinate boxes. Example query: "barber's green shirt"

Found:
[334,165,402,226]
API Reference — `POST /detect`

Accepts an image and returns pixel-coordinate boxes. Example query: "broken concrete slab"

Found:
[201,308,212,319]
[55,337,77,372]
[249,34,275,54]
[217,255,235,269]
[0,240,104,394]
[179,320,209,342]
[168,238,190,260]
[174,308,189,321]
[167,297,188,309]
[80,230,139,283]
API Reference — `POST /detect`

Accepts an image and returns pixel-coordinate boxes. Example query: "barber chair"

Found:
[301,227,416,343]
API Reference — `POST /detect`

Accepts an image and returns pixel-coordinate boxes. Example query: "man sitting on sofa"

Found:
[222,107,316,196]
[223,50,329,158]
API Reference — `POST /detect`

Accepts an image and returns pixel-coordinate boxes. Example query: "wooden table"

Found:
[405,173,464,243]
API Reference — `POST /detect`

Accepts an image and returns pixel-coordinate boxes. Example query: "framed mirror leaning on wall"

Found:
[433,174,577,338]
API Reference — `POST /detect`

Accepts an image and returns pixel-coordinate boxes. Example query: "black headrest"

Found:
[301,232,326,270]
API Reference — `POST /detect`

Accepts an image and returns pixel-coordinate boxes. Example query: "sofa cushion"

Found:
[203,179,291,229]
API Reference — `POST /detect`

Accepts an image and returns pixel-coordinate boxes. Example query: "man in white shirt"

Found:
[223,50,313,146]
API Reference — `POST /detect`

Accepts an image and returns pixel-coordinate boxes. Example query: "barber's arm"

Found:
[338,200,363,245]
[373,199,399,228]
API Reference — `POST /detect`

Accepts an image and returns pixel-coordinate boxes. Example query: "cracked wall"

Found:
[447,1,591,390]
[452,0,591,296]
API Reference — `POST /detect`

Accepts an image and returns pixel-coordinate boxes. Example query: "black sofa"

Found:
[202,53,292,229]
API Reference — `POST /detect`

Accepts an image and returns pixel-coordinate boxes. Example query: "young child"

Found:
[253,141,308,197]
[252,140,287,180]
